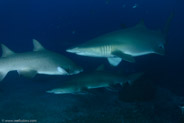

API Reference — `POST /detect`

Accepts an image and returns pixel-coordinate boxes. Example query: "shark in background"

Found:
[0,39,83,81]
[66,14,173,66]
[47,66,143,94]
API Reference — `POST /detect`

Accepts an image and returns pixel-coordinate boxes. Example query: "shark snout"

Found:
[66,47,80,53]
[47,89,63,94]
[73,68,83,74]
[47,88,73,94]
[155,46,165,55]
[65,66,83,75]
[66,47,88,56]
[70,66,83,75]
[47,90,54,94]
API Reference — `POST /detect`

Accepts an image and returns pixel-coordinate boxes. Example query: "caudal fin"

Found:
[127,72,144,85]
[0,71,8,81]
[178,106,184,116]
[163,11,174,39]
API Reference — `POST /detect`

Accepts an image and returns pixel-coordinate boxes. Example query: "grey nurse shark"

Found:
[66,17,172,66]
[0,39,83,81]
[47,67,143,94]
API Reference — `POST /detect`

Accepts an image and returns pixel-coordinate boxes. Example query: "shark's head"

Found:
[45,52,83,75]
[66,46,102,57]
[52,62,83,75]
[152,39,165,55]
[148,31,165,55]
[39,64,83,76]
[47,88,75,94]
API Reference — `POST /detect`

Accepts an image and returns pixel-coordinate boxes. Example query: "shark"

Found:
[66,15,173,66]
[47,67,143,94]
[0,39,83,81]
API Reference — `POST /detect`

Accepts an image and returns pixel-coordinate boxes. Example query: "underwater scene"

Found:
[0,0,184,123]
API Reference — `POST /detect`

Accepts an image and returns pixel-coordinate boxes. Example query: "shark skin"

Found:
[0,39,83,81]
[47,71,143,95]
[66,21,166,66]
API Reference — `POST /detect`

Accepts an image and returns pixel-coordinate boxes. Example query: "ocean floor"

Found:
[0,75,184,123]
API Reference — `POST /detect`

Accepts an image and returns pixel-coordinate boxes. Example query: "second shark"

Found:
[47,67,143,94]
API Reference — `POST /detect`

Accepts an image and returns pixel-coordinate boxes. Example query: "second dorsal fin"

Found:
[96,64,105,71]
[136,20,147,29]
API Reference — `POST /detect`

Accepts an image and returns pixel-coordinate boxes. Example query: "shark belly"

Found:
[119,45,154,57]
[124,51,154,56]
[86,81,110,89]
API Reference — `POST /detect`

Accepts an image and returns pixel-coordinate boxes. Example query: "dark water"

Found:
[0,0,184,122]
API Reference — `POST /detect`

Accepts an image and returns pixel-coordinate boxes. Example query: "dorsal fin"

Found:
[33,39,45,51]
[120,24,127,29]
[155,29,162,35]
[1,44,15,57]
[136,20,146,29]
[96,64,105,71]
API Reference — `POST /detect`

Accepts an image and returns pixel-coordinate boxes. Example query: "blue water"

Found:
[0,0,184,122]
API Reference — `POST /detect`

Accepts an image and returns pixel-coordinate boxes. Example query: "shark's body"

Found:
[47,71,143,94]
[66,21,168,66]
[0,39,83,81]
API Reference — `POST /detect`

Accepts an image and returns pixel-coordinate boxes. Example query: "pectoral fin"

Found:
[18,70,37,78]
[112,50,135,63]
[0,71,8,81]
[96,64,105,71]
[75,91,90,95]
[107,57,122,66]
[127,72,144,85]
[105,87,118,92]
[75,87,95,95]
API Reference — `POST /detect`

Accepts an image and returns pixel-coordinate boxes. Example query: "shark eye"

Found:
[159,44,164,49]
[65,67,72,73]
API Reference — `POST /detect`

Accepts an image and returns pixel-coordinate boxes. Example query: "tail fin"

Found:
[163,11,174,38]
[179,106,184,115]
[0,71,8,81]
[127,72,144,85]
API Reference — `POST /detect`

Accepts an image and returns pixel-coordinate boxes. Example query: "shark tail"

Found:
[0,71,8,81]
[179,106,184,115]
[127,72,144,85]
[163,11,174,38]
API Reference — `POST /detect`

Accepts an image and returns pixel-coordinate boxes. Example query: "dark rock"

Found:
[118,73,156,102]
